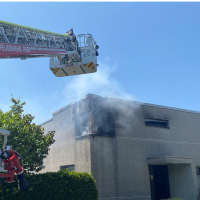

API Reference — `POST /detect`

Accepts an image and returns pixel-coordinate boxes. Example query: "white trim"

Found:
[0,128,10,136]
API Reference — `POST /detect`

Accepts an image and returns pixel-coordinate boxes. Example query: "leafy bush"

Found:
[0,169,98,200]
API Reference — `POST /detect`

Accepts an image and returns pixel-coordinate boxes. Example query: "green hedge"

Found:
[0,169,98,200]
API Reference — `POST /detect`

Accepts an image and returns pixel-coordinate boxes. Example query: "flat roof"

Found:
[39,94,200,126]
[141,101,200,115]
[52,102,76,116]
[109,96,200,116]
[0,128,10,136]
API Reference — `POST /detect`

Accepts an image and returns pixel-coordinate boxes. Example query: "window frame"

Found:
[60,165,75,172]
[144,118,170,129]
[196,167,200,174]
[40,154,46,168]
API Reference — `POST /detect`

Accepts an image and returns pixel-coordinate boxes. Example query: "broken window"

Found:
[74,100,116,137]
[89,108,115,137]
[145,118,169,128]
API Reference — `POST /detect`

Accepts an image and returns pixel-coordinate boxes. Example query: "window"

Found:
[40,154,46,168]
[60,165,75,172]
[145,118,169,128]
[41,160,45,168]
[196,167,200,174]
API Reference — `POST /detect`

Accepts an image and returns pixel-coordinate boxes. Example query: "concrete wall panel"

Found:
[168,164,195,199]
[91,136,118,199]
[75,136,91,173]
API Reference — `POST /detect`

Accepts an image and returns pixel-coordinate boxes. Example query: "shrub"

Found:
[0,169,98,200]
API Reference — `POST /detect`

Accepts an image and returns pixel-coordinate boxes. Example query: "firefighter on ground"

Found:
[0,144,28,190]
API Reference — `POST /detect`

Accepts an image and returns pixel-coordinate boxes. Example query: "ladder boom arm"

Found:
[0,20,99,78]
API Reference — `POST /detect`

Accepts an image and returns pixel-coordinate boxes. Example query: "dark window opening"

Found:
[74,101,116,138]
[196,167,200,174]
[40,165,45,169]
[60,165,75,172]
[40,155,46,168]
[145,118,169,128]
[90,108,115,137]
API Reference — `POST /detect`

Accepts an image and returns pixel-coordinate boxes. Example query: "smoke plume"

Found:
[61,58,136,104]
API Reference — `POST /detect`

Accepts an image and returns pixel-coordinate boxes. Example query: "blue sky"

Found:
[0,2,200,124]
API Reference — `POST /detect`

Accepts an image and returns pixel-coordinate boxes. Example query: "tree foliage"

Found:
[0,95,55,174]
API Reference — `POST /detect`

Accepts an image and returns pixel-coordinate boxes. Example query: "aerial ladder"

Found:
[0,20,99,77]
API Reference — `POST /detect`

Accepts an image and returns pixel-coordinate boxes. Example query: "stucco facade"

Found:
[38,94,200,200]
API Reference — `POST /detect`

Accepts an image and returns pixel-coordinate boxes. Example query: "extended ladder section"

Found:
[0,20,99,77]
[0,20,73,59]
